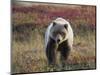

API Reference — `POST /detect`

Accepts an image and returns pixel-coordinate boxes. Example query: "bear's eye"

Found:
[53,31,57,35]
[61,32,65,35]
[60,32,64,36]
[60,32,65,38]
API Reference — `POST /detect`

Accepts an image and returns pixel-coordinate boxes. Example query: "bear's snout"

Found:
[57,39,60,43]
[56,34,62,44]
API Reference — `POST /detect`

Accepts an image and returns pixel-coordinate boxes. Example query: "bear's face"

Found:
[50,22,68,44]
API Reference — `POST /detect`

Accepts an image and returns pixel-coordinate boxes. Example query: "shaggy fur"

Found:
[45,17,73,67]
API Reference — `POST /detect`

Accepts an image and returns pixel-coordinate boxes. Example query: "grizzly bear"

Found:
[45,17,73,67]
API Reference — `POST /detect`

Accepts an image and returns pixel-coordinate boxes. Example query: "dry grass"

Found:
[12,28,96,73]
[11,1,96,74]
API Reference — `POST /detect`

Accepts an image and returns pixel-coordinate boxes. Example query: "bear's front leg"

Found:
[60,48,70,68]
[46,38,58,65]
[59,40,71,68]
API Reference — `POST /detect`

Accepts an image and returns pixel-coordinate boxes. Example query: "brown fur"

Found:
[46,37,71,66]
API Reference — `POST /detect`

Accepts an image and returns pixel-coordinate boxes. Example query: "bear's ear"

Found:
[53,22,56,26]
[64,24,68,29]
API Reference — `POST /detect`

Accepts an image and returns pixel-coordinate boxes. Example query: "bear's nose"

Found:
[57,39,60,43]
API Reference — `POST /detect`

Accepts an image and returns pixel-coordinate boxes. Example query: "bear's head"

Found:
[50,18,69,44]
